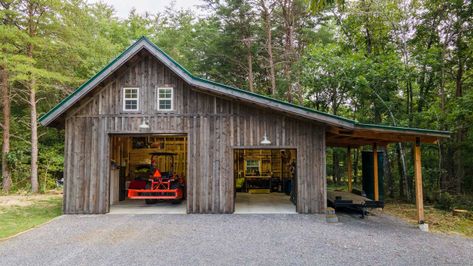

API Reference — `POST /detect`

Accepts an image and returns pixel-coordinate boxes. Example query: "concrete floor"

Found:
[109,199,186,214]
[235,192,296,214]
[110,193,295,214]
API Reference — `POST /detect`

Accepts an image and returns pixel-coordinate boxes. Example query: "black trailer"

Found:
[327,190,384,218]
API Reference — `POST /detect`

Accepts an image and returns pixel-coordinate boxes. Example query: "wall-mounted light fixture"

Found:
[261,132,271,145]
[139,118,150,129]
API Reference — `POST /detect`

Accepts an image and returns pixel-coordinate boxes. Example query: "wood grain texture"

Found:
[414,139,424,223]
[63,52,326,214]
[373,143,379,201]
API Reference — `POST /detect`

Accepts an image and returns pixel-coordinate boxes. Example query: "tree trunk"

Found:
[267,26,276,96]
[353,148,359,184]
[27,2,39,193]
[361,0,373,56]
[260,0,276,95]
[30,79,39,193]
[438,48,447,191]
[396,144,407,199]
[1,67,11,192]
[281,0,294,102]
[406,80,413,126]
[247,48,254,92]
[383,146,393,198]
[454,44,465,193]
[454,130,465,194]
[242,37,254,92]
[407,144,415,201]
[438,141,446,191]
[455,58,463,98]
[332,151,339,184]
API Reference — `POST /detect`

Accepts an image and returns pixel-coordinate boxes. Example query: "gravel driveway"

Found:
[0,213,472,265]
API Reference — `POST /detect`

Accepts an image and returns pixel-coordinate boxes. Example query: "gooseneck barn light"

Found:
[139,118,150,129]
[260,132,271,145]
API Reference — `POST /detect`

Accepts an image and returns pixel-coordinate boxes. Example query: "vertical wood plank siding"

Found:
[63,51,326,214]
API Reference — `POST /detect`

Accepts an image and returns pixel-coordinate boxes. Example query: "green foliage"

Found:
[434,192,455,211]
[0,0,472,201]
[38,143,64,192]
[305,0,344,14]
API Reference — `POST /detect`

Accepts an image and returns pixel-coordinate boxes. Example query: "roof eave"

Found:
[355,123,451,138]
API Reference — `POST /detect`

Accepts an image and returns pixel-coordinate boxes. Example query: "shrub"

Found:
[434,192,455,211]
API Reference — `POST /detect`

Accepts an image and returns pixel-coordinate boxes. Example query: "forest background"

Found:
[1,0,472,210]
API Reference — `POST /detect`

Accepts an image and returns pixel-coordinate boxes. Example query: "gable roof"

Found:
[39,37,450,142]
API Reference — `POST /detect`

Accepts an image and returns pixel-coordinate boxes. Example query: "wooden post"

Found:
[414,137,425,223]
[373,143,379,201]
[347,147,352,193]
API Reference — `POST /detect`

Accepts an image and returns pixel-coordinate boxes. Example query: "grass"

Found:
[384,200,473,238]
[326,182,359,191]
[0,194,63,239]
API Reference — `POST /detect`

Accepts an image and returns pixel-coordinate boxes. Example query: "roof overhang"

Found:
[326,123,450,147]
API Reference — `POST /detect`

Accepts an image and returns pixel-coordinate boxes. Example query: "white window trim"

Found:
[156,87,174,111]
[123,87,140,111]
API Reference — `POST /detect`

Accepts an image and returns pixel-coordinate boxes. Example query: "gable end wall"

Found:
[62,53,326,214]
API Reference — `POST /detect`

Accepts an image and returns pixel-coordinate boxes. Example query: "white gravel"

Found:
[0,213,472,265]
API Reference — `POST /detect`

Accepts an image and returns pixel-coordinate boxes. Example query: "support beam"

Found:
[414,137,425,223]
[373,143,379,201]
[347,147,352,192]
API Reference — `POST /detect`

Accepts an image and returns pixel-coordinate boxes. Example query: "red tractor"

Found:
[127,152,185,204]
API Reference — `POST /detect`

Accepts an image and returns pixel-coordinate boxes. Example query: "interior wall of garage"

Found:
[62,49,326,214]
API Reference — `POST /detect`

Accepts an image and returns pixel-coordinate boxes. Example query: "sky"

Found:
[87,0,204,18]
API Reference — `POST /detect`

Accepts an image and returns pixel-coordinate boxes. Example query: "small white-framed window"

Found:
[245,160,261,176]
[123,87,139,111]
[157,87,173,111]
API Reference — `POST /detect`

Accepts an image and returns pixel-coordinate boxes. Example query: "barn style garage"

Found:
[40,37,449,220]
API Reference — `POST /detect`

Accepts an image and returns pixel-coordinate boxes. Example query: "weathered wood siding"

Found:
[63,50,326,214]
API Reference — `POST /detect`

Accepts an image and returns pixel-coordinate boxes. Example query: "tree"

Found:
[0,62,10,192]
[0,0,13,192]
[306,0,344,14]
[259,0,277,95]
[9,0,75,192]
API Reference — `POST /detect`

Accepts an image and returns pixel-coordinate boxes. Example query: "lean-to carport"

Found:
[326,123,450,224]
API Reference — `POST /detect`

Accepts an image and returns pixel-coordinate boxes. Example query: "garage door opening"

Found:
[234,148,297,214]
[109,134,188,214]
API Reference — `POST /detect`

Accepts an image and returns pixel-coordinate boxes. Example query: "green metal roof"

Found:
[355,123,450,136]
[39,36,450,139]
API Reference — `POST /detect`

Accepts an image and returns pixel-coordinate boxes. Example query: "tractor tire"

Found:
[172,199,183,204]
[144,183,158,204]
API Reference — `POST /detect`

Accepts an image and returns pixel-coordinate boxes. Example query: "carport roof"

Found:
[39,36,450,145]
